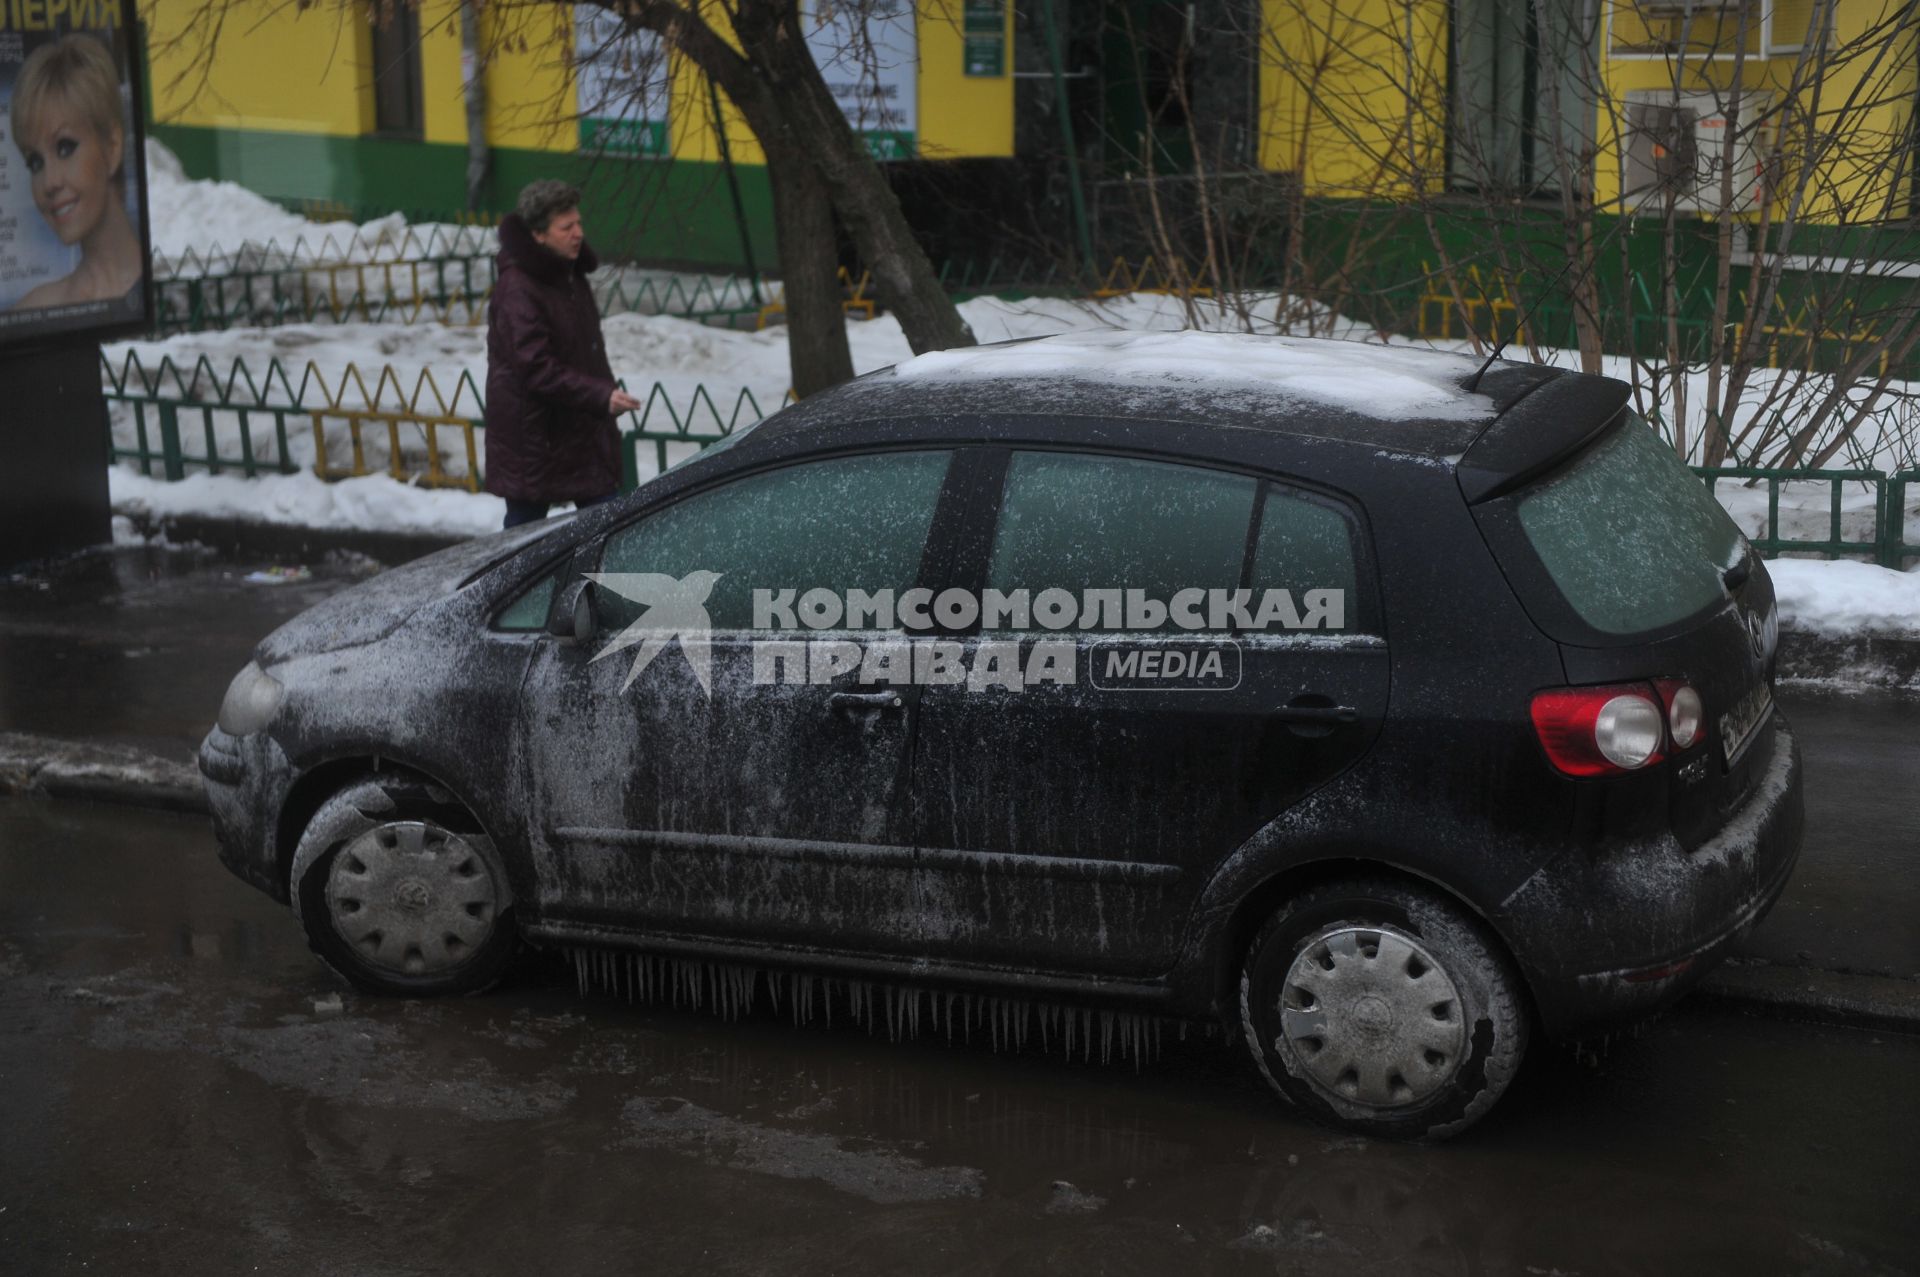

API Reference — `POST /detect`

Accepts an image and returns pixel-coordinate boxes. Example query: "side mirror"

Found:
[548,578,597,643]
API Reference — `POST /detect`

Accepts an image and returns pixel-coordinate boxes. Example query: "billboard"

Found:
[575,4,669,159]
[804,0,917,161]
[0,0,150,347]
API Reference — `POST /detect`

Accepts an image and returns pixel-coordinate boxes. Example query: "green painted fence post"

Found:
[1883,474,1907,569]
[158,402,185,481]
[620,434,640,492]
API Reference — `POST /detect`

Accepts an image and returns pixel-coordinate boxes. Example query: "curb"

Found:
[3,729,1916,1037]
[131,513,467,569]
[0,732,209,816]
[1776,629,1920,691]
[1695,962,1920,1036]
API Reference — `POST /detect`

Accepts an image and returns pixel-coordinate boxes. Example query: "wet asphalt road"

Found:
[2,798,1917,1275]
[1737,689,1920,978]
[0,543,361,762]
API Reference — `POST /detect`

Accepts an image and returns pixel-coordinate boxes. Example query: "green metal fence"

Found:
[1880,469,1920,567]
[101,350,781,492]
[100,348,1916,565]
[151,253,497,334]
[148,253,779,334]
[595,271,772,327]
[1694,466,1919,568]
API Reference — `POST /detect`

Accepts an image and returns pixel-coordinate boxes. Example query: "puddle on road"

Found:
[618,1094,984,1204]
[0,542,369,758]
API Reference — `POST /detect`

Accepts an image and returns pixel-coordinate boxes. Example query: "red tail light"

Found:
[1531,683,1668,777]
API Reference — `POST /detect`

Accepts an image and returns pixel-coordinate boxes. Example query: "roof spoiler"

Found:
[1456,373,1633,504]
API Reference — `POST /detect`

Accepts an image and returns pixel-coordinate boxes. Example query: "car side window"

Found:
[495,565,563,631]
[599,450,953,632]
[1249,488,1367,633]
[985,452,1257,631]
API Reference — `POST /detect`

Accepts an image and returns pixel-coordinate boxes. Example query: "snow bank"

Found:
[1768,559,1920,638]
[110,468,505,540]
[145,139,359,262]
[146,138,475,272]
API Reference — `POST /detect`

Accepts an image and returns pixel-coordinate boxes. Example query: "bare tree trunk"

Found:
[765,149,857,396]
[620,0,971,388]
[460,0,490,211]
[623,0,857,393]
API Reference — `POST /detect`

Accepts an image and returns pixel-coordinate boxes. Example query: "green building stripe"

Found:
[150,124,777,271]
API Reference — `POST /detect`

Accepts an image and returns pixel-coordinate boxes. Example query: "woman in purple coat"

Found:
[485,181,641,528]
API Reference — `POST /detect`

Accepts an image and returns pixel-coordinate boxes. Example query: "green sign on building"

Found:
[963,0,1005,77]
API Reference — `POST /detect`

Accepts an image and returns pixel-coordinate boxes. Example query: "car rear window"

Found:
[1513,415,1744,636]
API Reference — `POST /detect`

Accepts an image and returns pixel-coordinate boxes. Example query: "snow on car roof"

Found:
[890,331,1496,423]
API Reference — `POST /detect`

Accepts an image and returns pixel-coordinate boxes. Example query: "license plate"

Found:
[1719,682,1773,766]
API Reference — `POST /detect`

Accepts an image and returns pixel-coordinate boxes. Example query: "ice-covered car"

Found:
[201,332,1802,1139]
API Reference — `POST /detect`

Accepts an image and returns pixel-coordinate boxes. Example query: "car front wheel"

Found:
[1239,877,1528,1140]
[292,776,517,997]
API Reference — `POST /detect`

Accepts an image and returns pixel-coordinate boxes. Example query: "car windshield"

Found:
[1514,414,1745,636]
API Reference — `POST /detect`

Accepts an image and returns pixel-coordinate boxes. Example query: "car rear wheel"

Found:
[1239,877,1528,1140]
[292,776,517,997]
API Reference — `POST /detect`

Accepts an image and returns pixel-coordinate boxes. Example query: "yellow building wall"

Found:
[1782,0,1917,224]
[476,2,576,153]
[145,0,1014,162]
[917,0,1014,159]
[671,14,766,168]
[144,0,372,135]
[1260,0,1449,199]
[1261,0,1919,224]
[1591,0,1917,221]
[419,0,468,147]
[674,62,767,166]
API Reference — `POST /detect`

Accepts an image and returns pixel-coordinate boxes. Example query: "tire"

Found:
[1238,877,1528,1141]
[291,775,517,997]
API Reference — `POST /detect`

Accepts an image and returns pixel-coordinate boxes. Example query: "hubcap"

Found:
[325,822,498,977]
[1276,926,1466,1108]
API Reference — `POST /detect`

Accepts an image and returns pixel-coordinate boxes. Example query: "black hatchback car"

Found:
[201,332,1802,1139]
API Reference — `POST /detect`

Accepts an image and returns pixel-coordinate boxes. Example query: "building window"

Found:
[369,2,424,138]
[1449,0,1595,196]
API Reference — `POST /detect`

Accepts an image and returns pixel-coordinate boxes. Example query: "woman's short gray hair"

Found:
[516,180,582,233]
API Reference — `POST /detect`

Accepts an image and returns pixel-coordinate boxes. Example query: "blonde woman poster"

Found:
[0,1,150,341]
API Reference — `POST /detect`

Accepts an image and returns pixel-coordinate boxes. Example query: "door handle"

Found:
[1271,704,1358,725]
[1273,696,1358,739]
[830,691,903,713]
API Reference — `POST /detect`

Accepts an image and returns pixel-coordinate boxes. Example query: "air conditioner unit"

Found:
[1623,90,1772,214]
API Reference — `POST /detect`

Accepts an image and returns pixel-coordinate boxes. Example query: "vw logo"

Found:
[1744,605,1776,661]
